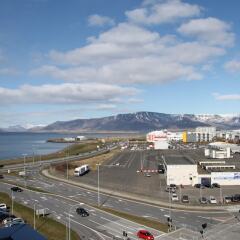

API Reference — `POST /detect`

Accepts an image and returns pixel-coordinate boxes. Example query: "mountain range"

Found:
[1,112,238,133]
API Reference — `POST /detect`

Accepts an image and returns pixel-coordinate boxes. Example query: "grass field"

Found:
[0,192,80,240]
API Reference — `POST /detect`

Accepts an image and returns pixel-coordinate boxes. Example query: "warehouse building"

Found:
[162,154,198,185]
[163,149,240,186]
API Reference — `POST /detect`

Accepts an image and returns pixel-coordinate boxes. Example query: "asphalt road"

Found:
[0,182,163,240]
[2,172,235,233]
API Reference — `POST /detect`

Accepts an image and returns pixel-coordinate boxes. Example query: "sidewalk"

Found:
[42,169,236,212]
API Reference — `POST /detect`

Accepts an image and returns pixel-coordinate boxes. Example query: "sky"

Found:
[0,0,240,128]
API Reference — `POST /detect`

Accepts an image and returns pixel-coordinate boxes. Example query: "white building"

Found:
[204,147,232,159]
[209,142,240,153]
[195,127,216,142]
[76,136,86,141]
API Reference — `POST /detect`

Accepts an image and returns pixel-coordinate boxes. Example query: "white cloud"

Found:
[0,83,139,105]
[224,60,240,73]
[0,68,20,76]
[178,17,235,47]
[88,14,115,27]
[126,0,201,25]
[213,93,240,101]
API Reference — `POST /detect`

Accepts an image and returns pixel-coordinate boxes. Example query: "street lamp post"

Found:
[97,163,101,206]
[11,190,14,215]
[33,202,38,230]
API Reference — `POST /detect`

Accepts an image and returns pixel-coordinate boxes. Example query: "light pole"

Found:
[220,187,223,204]
[11,190,14,215]
[96,163,101,206]
[33,201,39,230]
[68,203,83,240]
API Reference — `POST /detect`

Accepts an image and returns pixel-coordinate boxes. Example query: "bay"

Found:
[0,132,136,160]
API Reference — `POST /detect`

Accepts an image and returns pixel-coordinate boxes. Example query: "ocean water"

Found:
[0,132,136,160]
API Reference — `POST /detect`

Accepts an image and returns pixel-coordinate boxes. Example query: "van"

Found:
[74,164,90,176]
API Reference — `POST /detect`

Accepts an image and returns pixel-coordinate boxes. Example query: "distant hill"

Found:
[2,112,240,133]
[40,112,210,132]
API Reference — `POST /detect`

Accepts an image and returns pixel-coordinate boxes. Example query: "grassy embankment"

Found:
[50,148,120,176]
[0,192,80,240]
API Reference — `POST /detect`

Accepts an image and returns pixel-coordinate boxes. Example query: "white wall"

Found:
[154,141,169,150]
[166,165,198,185]
[211,172,240,185]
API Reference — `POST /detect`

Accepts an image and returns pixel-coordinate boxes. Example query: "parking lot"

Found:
[70,148,240,206]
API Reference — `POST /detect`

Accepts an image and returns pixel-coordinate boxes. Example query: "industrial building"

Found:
[162,154,198,185]
[204,147,232,159]
[183,127,216,143]
[146,130,182,149]
[162,149,240,186]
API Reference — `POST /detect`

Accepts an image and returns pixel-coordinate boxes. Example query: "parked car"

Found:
[203,183,211,188]
[76,208,89,217]
[182,195,189,203]
[0,203,7,211]
[224,196,232,203]
[3,217,16,225]
[145,173,151,177]
[11,187,23,192]
[209,196,217,204]
[171,193,179,201]
[0,174,4,179]
[199,197,208,204]
[165,186,176,193]
[194,184,204,189]
[5,218,25,227]
[232,194,240,202]
[211,183,220,188]
[137,230,154,240]
[170,184,177,189]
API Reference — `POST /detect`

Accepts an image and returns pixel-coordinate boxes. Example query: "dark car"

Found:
[194,184,204,189]
[232,194,240,202]
[203,183,211,188]
[169,184,177,189]
[11,187,23,192]
[76,207,89,217]
[211,183,220,188]
[0,213,15,222]
[0,174,4,179]
[199,197,208,204]
[182,195,189,203]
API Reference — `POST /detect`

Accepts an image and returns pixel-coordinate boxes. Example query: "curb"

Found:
[42,169,235,212]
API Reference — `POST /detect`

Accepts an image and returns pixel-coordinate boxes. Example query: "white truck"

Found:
[74,164,90,176]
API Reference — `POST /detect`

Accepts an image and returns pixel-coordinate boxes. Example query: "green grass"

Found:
[97,206,169,233]
[0,192,80,240]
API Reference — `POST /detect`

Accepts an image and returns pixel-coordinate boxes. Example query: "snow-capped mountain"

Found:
[2,112,239,133]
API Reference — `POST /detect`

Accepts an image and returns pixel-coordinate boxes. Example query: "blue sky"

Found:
[0,0,240,127]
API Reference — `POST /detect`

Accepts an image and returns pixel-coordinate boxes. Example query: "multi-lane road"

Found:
[1,148,239,239]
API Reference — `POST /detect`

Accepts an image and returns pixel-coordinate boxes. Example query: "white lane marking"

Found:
[68,193,82,198]
[70,219,108,240]
[100,216,138,231]
[64,212,74,217]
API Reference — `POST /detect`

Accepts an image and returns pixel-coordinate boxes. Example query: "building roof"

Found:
[165,154,195,165]
[0,224,47,240]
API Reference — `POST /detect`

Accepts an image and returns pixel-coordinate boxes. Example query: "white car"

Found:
[3,217,15,225]
[171,193,179,201]
[209,196,217,204]
[0,203,7,211]
[5,218,25,227]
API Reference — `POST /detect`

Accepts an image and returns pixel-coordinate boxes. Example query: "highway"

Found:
[0,182,163,240]
[2,171,234,233]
